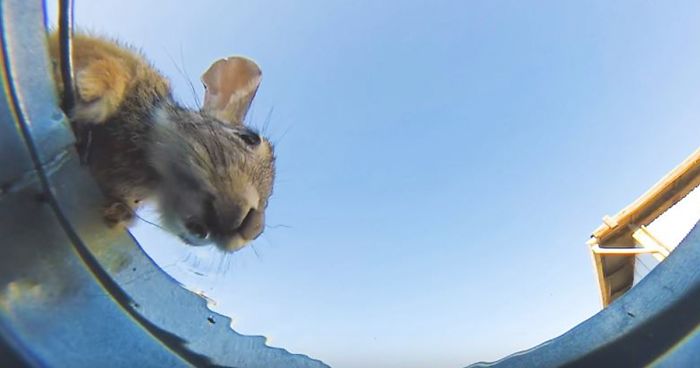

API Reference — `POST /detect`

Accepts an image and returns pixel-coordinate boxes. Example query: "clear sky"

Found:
[48,1,700,367]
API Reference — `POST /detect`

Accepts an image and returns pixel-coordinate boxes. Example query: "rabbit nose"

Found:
[220,185,259,229]
[185,218,209,239]
[239,209,264,240]
[217,204,254,235]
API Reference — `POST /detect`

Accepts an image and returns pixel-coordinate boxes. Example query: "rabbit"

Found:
[47,32,275,252]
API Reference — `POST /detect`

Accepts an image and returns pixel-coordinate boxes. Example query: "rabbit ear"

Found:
[201,56,261,125]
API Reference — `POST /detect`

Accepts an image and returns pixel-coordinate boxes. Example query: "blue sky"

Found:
[48,1,700,367]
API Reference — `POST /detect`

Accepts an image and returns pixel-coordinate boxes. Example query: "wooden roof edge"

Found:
[591,147,700,245]
[588,248,609,307]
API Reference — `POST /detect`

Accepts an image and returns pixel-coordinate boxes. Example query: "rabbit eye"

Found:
[238,130,261,147]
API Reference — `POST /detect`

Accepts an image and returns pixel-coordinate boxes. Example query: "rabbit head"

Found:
[150,57,275,252]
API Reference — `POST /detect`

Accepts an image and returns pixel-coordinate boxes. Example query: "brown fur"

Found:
[48,32,275,252]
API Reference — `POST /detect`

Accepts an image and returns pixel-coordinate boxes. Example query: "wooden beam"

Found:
[632,225,670,261]
[591,148,700,245]
[591,245,658,255]
[588,243,610,307]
